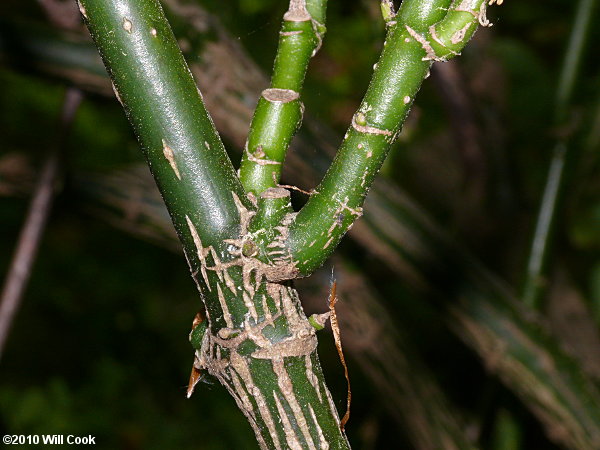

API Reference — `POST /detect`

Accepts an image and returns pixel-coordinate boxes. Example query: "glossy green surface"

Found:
[82,2,350,448]
[81,0,247,250]
[287,0,453,275]
[426,1,489,60]
[239,3,327,201]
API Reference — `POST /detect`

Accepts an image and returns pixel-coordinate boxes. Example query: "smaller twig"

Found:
[277,184,314,196]
[0,88,82,361]
[328,279,351,432]
[273,172,316,196]
[238,0,328,205]
[288,0,499,276]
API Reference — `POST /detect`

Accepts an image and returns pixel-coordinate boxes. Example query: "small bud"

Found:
[242,240,259,257]
[380,0,396,23]
[189,317,207,350]
[309,312,330,330]
[355,112,367,126]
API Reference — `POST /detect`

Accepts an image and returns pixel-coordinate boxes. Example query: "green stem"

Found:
[81,161,600,450]
[79,0,247,249]
[287,0,493,275]
[239,0,327,213]
[520,0,597,309]
[82,2,350,448]
[23,9,600,445]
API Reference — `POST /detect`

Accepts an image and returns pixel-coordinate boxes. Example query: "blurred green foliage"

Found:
[0,0,599,448]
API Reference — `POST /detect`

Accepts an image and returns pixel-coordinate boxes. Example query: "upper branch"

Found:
[286,0,496,276]
[80,0,248,249]
[238,0,327,205]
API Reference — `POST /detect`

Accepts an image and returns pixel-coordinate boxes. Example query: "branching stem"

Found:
[287,0,495,275]
[240,0,327,231]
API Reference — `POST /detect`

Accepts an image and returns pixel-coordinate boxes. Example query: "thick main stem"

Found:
[184,195,349,449]
[79,0,247,247]
[81,1,348,448]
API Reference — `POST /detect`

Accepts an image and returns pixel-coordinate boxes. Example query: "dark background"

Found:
[1,0,599,448]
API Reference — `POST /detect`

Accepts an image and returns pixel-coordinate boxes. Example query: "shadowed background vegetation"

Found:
[1,0,599,448]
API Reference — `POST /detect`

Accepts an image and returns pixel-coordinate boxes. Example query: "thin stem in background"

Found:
[555,0,597,123]
[521,141,568,309]
[521,0,598,309]
[0,88,82,361]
